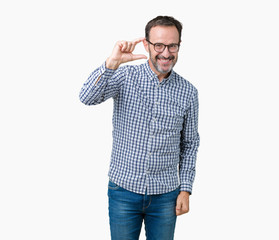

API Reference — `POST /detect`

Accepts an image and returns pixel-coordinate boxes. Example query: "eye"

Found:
[169,44,178,49]
[155,43,164,50]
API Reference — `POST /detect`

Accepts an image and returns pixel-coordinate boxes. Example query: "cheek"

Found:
[149,49,159,60]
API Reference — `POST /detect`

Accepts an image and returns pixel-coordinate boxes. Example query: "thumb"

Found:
[176,200,182,215]
[131,54,147,61]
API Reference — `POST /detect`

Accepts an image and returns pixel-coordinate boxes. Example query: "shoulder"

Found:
[124,62,146,73]
[116,63,147,83]
[116,63,145,74]
[171,71,198,98]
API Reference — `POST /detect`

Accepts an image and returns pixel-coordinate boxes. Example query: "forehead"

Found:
[149,26,179,43]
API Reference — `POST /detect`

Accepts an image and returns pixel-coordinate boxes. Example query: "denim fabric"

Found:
[108,180,179,240]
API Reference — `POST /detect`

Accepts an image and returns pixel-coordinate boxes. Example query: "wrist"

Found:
[106,57,120,70]
[179,191,190,196]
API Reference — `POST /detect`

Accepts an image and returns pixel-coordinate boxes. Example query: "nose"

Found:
[161,46,171,57]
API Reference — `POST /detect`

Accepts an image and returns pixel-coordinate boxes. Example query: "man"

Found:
[79,16,200,240]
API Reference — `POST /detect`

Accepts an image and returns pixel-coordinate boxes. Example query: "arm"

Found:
[176,88,200,215]
[179,88,200,193]
[79,38,147,105]
[79,62,124,105]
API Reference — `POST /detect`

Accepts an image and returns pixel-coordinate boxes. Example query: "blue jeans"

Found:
[108,180,179,240]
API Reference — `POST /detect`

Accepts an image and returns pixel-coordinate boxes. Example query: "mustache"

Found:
[156,55,175,60]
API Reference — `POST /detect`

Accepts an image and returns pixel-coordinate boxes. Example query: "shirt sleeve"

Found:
[179,88,200,194]
[79,62,126,105]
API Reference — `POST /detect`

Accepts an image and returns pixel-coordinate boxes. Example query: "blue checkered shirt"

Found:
[79,61,200,195]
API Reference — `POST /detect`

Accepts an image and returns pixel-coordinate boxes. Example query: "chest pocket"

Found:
[157,96,185,133]
[132,78,153,112]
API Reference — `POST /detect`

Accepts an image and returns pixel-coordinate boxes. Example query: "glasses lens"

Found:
[168,44,179,53]
[154,43,165,52]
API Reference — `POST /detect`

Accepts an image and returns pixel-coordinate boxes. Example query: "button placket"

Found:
[145,79,157,183]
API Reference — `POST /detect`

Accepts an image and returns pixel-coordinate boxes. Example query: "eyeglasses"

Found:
[146,40,180,53]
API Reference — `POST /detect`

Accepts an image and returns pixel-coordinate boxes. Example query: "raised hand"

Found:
[106,37,147,69]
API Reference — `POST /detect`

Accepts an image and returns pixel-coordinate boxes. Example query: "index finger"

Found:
[132,37,145,45]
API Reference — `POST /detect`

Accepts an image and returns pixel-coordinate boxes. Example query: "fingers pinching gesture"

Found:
[106,38,147,69]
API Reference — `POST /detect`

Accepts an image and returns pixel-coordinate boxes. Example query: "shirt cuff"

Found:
[180,182,193,195]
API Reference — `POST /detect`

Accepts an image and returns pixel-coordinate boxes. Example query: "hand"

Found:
[106,37,147,69]
[176,191,190,216]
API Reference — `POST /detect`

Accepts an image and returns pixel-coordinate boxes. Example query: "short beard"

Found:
[149,50,176,74]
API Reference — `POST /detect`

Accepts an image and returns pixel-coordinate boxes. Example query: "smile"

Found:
[160,59,171,62]
[156,55,174,64]
[158,57,173,62]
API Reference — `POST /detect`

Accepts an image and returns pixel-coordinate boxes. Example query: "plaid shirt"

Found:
[79,61,200,195]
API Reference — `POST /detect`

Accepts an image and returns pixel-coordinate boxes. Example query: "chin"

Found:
[157,65,173,74]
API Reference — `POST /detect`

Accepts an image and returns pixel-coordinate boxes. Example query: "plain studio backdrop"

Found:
[0,0,278,239]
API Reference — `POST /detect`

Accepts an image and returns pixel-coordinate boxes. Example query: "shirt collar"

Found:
[143,60,156,80]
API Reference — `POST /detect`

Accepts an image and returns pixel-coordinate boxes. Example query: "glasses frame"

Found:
[146,39,180,53]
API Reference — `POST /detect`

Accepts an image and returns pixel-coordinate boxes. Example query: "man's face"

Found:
[144,26,180,75]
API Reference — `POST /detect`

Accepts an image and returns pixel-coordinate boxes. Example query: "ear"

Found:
[143,38,149,52]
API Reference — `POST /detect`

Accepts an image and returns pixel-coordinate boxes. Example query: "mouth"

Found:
[156,56,174,65]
